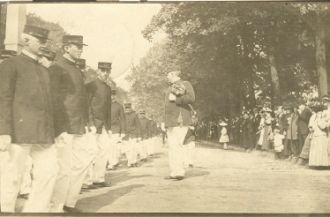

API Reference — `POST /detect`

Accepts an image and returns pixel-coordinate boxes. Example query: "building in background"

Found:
[0,3,26,52]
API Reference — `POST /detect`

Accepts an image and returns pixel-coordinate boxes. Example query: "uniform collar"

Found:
[62,55,76,65]
[21,49,39,62]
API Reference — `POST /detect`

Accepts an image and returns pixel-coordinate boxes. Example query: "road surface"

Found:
[73,141,330,213]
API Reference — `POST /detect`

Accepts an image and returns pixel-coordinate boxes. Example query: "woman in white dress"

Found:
[309,104,330,167]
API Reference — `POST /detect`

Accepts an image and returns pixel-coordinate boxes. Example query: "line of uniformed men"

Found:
[0,24,159,213]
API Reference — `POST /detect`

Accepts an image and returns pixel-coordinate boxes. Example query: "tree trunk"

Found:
[268,51,281,106]
[315,14,327,96]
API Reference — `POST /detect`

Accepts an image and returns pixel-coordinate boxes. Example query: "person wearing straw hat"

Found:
[49,35,90,213]
[164,70,195,181]
[0,25,58,212]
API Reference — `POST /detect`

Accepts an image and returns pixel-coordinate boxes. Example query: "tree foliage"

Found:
[130,3,330,120]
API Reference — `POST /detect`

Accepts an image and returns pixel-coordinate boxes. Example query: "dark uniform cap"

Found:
[0,49,17,59]
[76,58,86,69]
[98,62,112,69]
[62,35,87,46]
[39,47,56,61]
[23,25,49,41]
[111,89,117,95]
[139,110,145,115]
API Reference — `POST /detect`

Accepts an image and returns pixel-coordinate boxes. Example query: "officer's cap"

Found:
[139,110,145,115]
[322,94,330,102]
[23,25,49,42]
[98,62,112,70]
[62,35,87,46]
[111,89,117,95]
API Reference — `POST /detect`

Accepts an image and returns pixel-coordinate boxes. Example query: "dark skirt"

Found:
[300,133,312,159]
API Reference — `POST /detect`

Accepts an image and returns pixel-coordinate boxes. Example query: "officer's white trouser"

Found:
[19,156,33,195]
[138,139,148,160]
[108,133,121,168]
[1,144,58,212]
[167,127,189,177]
[92,132,109,183]
[50,134,93,211]
[124,139,138,166]
[184,140,195,167]
[0,152,8,210]
[83,133,98,186]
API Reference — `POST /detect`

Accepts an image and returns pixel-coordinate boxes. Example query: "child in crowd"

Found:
[273,127,285,159]
[219,121,229,150]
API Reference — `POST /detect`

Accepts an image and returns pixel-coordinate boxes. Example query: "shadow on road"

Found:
[106,171,151,186]
[185,168,210,179]
[76,184,144,212]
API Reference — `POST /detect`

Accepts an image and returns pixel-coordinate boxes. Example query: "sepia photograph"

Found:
[0,1,330,214]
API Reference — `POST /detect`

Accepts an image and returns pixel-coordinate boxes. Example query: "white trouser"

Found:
[83,133,98,186]
[1,144,58,212]
[108,133,121,168]
[50,134,93,211]
[167,127,189,177]
[0,152,8,210]
[92,132,109,183]
[138,139,148,160]
[19,156,33,195]
[124,138,138,166]
[184,140,195,167]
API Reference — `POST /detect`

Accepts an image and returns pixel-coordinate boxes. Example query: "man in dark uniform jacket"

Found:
[0,25,58,212]
[107,89,126,170]
[86,62,112,188]
[49,35,90,213]
[164,70,195,181]
[123,103,141,167]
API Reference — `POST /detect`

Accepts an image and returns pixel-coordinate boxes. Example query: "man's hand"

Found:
[169,93,176,102]
[0,135,11,151]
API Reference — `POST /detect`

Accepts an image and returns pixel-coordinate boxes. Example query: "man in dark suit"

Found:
[49,35,90,213]
[297,100,312,161]
[0,25,58,212]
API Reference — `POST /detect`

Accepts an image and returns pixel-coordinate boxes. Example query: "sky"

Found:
[25,3,162,90]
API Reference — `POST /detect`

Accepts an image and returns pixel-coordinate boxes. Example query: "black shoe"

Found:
[164,176,184,181]
[172,176,184,181]
[18,193,29,200]
[80,188,89,194]
[93,182,111,188]
[63,206,82,213]
[82,184,98,190]
[164,176,176,180]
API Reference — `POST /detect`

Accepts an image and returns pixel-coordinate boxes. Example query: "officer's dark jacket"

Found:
[86,78,111,134]
[124,110,141,138]
[49,56,89,136]
[111,101,126,134]
[0,54,55,144]
[165,80,195,128]
[139,117,149,139]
